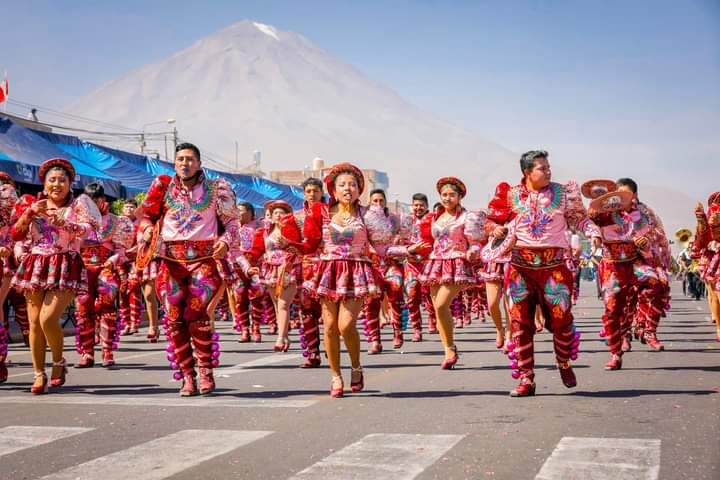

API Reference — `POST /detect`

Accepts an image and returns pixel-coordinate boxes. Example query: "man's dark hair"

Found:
[238,201,255,220]
[124,198,138,207]
[616,177,638,194]
[84,182,105,200]
[302,177,323,191]
[412,193,428,205]
[520,150,549,174]
[369,188,386,200]
[175,142,201,161]
[433,202,442,212]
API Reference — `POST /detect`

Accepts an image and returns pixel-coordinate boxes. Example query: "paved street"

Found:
[1,281,718,480]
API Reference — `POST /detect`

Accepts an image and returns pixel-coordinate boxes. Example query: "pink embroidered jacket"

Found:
[508,181,600,248]
[12,194,102,256]
[82,213,136,267]
[422,207,487,261]
[0,184,18,251]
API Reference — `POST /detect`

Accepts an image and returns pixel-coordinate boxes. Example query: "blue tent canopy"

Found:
[0,116,122,197]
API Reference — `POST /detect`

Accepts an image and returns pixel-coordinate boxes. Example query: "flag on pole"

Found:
[0,72,8,103]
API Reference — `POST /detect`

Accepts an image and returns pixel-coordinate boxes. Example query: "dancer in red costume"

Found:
[481,181,513,349]
[0,173,18,382]
[490,151,601,397]
[692,192,720,342]
[118,200,145,337]
[615,178,670,351]
[294,178,324,367]
[229,201,265,343]
[302,163,399,397]
[419,177,486,369]
[405,193,437,338]
[240,200,303,352]
[362,189,414,353]
[12,158,102,394]
[586,179,666,370]
[139,143,239,396]
[74,183,135,368]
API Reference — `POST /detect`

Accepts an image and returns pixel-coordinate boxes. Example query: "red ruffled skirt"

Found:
[261,262,302,290]
[13,252,85,293]
[420,258,476,286]
[480,260,507,283]
[305,259,381,301]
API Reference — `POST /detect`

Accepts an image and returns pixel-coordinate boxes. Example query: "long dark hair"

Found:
[40,166,74,207]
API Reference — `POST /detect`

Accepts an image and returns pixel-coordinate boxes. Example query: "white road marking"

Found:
[0,395,315,409]
[290,433,464,480]
[215,353,302,376]
[535,437,661,480]
[40,429,272,480]
[0,426,92,457]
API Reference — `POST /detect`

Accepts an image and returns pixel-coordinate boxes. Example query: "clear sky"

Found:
[3,0,719,193]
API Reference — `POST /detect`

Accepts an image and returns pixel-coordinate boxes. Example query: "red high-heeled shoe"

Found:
[330,376,344,398]
[146,327,159,343]
[441,346,459,370]
[274,337,290,352]
[350,367,364,393]
[31,372,48,395]
[50,358,67,388]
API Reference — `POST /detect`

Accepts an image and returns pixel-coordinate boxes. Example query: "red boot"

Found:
[198,368,215,395]
[604,355,622,371]
[558,362,577,388]
[368,341,383,355]
[0,359,8,384]
[510,377,536,397]
[412,329,423,342]
[179,373,198,397]
[393,330,404,349]
[75,353,95,369]
[102,349,115,367]
[644,333,664,351]
[621,335,632,352]
[300,353,321,368]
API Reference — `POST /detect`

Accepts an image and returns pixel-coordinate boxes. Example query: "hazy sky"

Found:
[3,0,719,193]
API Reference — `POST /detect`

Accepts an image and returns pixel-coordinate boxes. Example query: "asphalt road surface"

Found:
[1,281,718,480]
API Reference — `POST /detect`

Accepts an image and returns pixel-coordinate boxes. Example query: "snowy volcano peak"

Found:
[252,21,280,40]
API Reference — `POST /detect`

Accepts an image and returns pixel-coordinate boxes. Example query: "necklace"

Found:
[512,183,562,215]
[165,178,214,212]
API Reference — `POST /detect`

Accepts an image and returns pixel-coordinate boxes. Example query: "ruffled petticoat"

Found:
[305,259,381,301]
[420,258,476,286]
[13,252,85,293]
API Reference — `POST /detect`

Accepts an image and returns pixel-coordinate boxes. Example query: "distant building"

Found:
[270,157,391,206]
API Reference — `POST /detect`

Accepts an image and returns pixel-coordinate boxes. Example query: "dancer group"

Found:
[0,143,710,398]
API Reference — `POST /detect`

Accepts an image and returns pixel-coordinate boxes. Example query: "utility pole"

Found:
[139,133,146,154]
[172,126,178,151]
[164,134,169,161]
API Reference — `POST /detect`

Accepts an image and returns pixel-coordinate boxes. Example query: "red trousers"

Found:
[157,258,222,375]
[75,265,120,355]
[364,261,404,343]
[507,261,576,381]
[405,260,435,332]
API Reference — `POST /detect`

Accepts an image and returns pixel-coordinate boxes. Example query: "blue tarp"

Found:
[0,116,123,197]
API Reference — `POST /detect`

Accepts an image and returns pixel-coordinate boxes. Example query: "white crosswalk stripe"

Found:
[289,433,465,480]
[0,426,93,457]
[215,353,303,376]
[39,429,272,480]
[0,395,315,409]
[535,437,661,480]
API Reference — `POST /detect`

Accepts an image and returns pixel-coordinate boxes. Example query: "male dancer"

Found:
[502,150,601,397]
[139,143,239,396]
[405,193,437,338]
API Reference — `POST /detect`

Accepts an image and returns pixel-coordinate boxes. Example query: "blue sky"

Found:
[3,0,719,193]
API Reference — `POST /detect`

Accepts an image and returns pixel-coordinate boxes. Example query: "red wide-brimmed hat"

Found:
[589,190,634,213]
[0,172,15,187]
[264,200,293,213]
[324,162,365,197]
[436,177,467,198]
[39,157,76,183]
[487,181,511,223]
[581,179,616,199]
[707,191,720,207]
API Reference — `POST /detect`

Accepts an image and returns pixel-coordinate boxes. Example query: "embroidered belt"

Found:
[81,245,112,266]
[602,241,638,263]
[162,240,215,263]
[511,246,565,269]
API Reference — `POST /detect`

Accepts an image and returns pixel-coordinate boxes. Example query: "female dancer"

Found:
[0,173,18,382]
[302,163,404,397]
[693,193,720,342]
[242,200,303,352]
[482,182,513,349]
[11,158,102,394]
[362,189,414,352]
[419,177,486,368]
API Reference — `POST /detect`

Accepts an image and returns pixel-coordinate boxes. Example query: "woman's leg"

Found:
[271,283,297,347]
[485,281,506,344]
[338,298,363,368]
[142,282,159,336]
[26,291,46,377]
[430,284,464,359]
[321,299,342,386]
[39,290,74,365]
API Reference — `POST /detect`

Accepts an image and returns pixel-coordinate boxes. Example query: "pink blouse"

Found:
[509,181,600,248]
[428,209,487,260]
